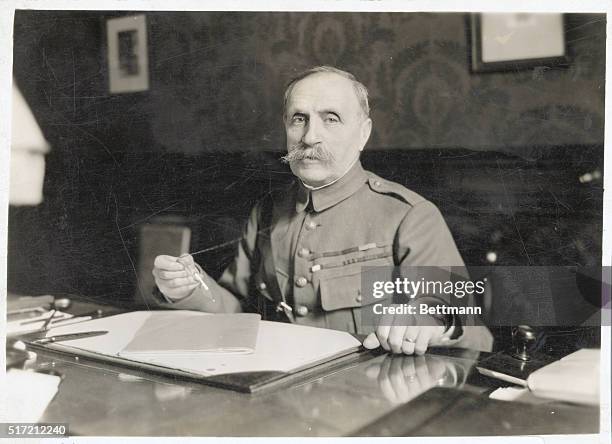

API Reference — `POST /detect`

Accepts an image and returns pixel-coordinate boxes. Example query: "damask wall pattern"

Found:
[14,11,605,157]
[147,12,605,156]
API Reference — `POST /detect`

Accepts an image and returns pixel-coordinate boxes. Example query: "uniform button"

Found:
[356,294,362,303]
[298,248,310,258]
[305,221,317,230]
[295,276,308,287]
[296,305,309,317]
[258,282,267,291]
[374,180,381,187]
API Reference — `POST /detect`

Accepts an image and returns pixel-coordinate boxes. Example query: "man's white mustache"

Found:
[280,143,335,163]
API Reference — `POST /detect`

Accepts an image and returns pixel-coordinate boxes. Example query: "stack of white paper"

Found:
[1,370,61,422]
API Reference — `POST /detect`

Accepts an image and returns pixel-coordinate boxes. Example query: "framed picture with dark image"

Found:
[470,13,569,73]
[107,14,149,93]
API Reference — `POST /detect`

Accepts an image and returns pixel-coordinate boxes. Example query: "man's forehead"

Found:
[287,73,361,113]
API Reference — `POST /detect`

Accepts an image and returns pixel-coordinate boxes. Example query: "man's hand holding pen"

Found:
[152,254,210,302]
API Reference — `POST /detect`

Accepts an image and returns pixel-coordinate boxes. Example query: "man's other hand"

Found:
[152,254,201,301]
[363,311,446,355]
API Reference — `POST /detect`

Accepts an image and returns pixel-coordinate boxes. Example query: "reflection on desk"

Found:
[24,344,598,437]
[352,387,599,437]
[363,352,475,405]
[30,347,477,436]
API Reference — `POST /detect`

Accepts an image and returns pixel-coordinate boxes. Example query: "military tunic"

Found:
[153,161,493,351]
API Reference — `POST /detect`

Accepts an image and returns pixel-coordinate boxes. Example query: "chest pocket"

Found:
[316,243,394,311]
[319,270,391,335]
[319,271,363,311]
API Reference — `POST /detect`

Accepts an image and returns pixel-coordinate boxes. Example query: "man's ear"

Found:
[359,117,373,152]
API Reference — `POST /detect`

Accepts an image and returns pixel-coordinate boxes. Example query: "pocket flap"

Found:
[320,272,363,311]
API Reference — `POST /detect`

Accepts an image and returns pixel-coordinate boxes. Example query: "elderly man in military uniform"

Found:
[151,66,493,355]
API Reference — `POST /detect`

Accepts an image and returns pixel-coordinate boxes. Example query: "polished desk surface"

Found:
[13,302,600,437]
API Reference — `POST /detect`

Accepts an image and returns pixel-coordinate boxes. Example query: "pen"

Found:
[19,311,64,326]
[41,309,57,331]
[194,273,215,302]
[33,330,109,344]
[177,254,212,295]
[193,272,209,291]
[49,315,93,327]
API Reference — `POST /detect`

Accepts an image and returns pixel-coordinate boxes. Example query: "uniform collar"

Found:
[295,160,368,213]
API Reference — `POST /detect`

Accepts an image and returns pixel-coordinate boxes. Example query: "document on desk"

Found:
[2,369,61,422]
[7,309,74,336]
[527,348,599,405]
[120,312,260,356]
[477,348,600,406]
[30,311,363,392]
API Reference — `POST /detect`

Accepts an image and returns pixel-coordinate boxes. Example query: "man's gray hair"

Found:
[283,66,370,119]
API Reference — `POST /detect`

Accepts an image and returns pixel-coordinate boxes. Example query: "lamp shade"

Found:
[10,82,50,206]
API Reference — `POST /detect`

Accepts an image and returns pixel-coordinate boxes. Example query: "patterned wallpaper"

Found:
[14,11,605,158]
[148,12,605,156]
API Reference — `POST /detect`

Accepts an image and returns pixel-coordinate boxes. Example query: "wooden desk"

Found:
[13,303,600,437]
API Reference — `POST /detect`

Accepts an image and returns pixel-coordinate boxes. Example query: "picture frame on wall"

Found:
[107,14,149,93]
[470,13,568,73]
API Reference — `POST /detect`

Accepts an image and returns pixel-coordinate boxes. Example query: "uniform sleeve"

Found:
[145,203,264,313]
[395,200,493,352]
[395,200,464,267]
[216,202,263,305]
